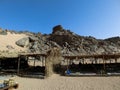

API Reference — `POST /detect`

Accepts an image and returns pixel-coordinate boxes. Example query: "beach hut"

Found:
[16,47,62,78]
[63,54,120,76]
[0,53,28,74]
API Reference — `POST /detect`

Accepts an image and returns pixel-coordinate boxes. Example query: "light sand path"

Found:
[15,75,120,90]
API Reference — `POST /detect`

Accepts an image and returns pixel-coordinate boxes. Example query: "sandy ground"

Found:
[13,74,120,90]
[0,32,28,52]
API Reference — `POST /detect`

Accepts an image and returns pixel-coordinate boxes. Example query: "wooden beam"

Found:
[17,56,20,75]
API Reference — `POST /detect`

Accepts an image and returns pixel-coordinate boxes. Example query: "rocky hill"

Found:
[0,25,120,56]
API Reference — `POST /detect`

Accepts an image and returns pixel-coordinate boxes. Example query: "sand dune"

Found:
[0,32,28,52]
[14,74,120,90]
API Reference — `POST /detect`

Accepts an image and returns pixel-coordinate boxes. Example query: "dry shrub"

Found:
[45,47,62,77]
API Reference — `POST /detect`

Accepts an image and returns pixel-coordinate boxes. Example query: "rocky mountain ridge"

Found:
[0,25,120,56]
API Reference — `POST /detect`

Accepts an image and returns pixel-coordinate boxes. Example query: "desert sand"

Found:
[0,32,28,52]
[13,74,120,90]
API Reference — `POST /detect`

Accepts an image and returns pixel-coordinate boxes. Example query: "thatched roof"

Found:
[19,53,47,57]
[0,52,47,59]
[63,54,120,60]
[0,52,18,58]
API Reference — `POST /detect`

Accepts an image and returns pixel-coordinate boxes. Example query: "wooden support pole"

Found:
[83,58,84,64]
[103,55,106,74]
[110,59,111,63]
[91,59,93,64]
[0,60,1,66]
[69,59,71,65]
[44,57,46,68]
[33,57,35,67]
[80,59,81,63]
[95,58,97,64]
[40,56,42,66]
[67,59,69,65]
[99,59,101,64]
[44,56,46,66]
[67,59,69,70]
[69,59,72,65]
[42,56,44,66]
[27,56,29,62]
[26,56,29,65]
[115,58,117,63]
[17,56,20,75]
[76,57,78,61]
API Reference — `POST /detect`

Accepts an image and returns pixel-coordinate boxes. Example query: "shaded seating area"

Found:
[0,51,120,78]
[69,63,120,74]
[0,57,28,74]
[17,48,62,78]
[0,53,46,79]
[0,48,62,79]
[63,54,120,76]
[17,54,46,78]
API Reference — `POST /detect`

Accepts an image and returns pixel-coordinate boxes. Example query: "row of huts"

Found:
[0,48,120,77]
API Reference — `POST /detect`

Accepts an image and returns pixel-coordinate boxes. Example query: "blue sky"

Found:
[0,0,120,39]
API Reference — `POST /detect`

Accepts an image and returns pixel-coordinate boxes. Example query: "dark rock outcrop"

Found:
[52,25,63,34]
[16,37,29,47]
